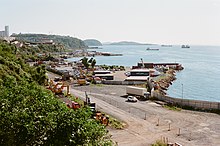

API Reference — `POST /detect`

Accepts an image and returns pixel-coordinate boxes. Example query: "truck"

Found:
[126,86,150,100]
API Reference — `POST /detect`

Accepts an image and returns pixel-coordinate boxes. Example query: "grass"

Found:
[90,83,104,87]
[163,105,181,111]
[134,84,147,88]
[96,84,104,87]
[106,115,125,129]
[153,73,166,82]
[151,140,167,146]
[65,94,85,106]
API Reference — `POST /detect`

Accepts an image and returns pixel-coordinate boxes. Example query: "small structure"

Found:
[137,62,183,70]
[93,70,114,80]
[125,69,150,81]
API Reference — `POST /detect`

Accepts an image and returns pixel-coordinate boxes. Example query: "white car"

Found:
[127,96,138,102]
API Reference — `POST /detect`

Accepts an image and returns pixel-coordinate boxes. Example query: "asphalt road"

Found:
[47,72,220,146]
[71,84,220,146]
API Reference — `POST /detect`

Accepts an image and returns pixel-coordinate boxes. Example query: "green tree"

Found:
[90,58,96,73]
[91,59,96,69]
[30,65,47,85]
[0,80,112,145]
[0,41,113,145]
[81,57,89,69]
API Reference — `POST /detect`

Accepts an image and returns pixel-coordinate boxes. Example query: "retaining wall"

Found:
[152,91,220,110]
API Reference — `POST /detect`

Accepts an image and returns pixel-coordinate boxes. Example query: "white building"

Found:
[0,26,9,37]
[5,26,9,37]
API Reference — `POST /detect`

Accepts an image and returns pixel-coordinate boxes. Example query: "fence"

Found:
[152,91,220,110]
[102,80,146,85]
[91,93,147,120]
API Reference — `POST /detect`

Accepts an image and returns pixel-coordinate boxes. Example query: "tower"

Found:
[5,26,9,37]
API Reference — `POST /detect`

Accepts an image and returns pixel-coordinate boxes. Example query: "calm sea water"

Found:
[68,45,220,102]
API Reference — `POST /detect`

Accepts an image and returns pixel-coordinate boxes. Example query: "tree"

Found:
[81,57,89,69]
[0,81,112,145]
[0,41,113,145]
[90,58,96,73]
[30,65,47,85]
[91,59,96,69]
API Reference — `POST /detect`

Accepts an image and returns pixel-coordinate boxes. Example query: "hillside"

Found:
[105,41,151,45]
[11,33,87,50]
[0,40,112,145]
[84,39,102,46]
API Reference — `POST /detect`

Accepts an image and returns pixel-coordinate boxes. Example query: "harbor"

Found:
[2,0,220,145]
[67,44,220,102]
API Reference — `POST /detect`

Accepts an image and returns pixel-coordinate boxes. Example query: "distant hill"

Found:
[84,39,102,46]
[104,41,150,45]
[11,33,87,50]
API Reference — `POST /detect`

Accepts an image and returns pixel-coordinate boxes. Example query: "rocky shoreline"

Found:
[152,69,178,95]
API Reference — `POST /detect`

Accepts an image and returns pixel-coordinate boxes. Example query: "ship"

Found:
[146,48,159,51]
[181,45,190,48]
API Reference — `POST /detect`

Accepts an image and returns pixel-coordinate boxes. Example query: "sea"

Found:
[68,45,220,102]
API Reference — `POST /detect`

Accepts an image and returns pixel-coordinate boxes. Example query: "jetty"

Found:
[135,62,184,70]
[101,52,123,56]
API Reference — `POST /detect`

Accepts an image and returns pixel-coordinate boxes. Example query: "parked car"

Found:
[127,96,138,102]
[54,77,61,82]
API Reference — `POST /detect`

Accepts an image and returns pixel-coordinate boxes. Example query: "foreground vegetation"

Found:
[0,41,113,145]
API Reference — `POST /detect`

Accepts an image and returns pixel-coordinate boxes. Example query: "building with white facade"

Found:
[0,26,9,37]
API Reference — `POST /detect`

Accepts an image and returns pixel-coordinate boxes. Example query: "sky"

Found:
[1,0,220,45]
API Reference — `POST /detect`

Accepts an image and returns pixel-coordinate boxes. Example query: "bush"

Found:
[0,41,113,145]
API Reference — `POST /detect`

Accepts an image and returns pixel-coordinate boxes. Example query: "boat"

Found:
[181,45,190,48]
[161,45,172,47]
[146,48,159,51]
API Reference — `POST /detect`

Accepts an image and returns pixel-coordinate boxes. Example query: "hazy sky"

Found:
[1,0,220,45]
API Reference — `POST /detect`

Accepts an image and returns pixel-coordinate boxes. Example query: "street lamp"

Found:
[181,83,183,100]
[140,58,144,68]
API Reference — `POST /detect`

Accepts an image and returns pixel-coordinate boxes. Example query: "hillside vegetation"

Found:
[84,39,102,46]
[0,40,112,145]
[12,33,88,50]
[106,41,150,45]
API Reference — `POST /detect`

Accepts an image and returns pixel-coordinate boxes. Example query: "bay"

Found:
[68,44,220,102]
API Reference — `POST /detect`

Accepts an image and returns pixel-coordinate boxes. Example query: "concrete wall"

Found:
[152,91,220,110]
